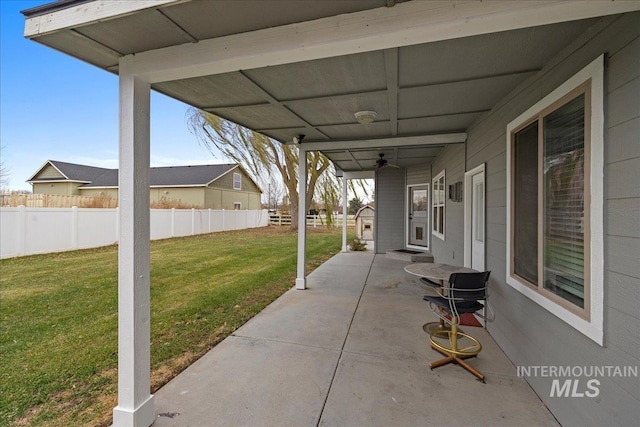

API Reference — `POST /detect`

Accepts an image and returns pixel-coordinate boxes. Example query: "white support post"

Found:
[342,176,348,252]
[112,72,155,427]
[296,147,307,290]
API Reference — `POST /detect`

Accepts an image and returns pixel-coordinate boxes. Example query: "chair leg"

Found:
[429,355,454,368]
[428,318,485,382]
[456,357,485,382]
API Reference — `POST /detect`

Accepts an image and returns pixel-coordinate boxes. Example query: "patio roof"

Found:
[21,0,637,172]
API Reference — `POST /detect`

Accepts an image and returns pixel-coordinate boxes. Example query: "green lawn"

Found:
[0,226,345,427]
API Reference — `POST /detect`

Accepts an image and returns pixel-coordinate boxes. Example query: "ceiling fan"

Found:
[375,153,399,169]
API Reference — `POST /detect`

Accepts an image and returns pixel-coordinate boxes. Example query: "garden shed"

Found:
[354,205,374,241]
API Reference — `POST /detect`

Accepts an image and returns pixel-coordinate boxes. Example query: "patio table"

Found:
[404,262,478,334]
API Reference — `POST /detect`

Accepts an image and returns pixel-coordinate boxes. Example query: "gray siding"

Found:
[452,13,640,427]
[430,144,465,265]
[375,167,405,253]
[406,164,431,186]
[211,167,261,194]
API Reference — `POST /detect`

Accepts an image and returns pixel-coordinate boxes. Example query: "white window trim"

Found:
[233,202,242,210]
[505,55,604,345]
[233,172,241,190]
[432,170,445,241]
[464,163,485,269]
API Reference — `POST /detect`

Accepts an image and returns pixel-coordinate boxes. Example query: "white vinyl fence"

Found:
[0,207,268,259]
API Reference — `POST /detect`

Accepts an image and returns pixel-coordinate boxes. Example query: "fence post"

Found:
[17,205,26,256]
[171,208,176,237]
[222,209,225,231]
[191,208,196,235]
[71,206,78,249]
[115,207,119,243]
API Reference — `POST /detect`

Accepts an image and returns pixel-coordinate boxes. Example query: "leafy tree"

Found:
[348,197,365,215]
[188,110,337,229]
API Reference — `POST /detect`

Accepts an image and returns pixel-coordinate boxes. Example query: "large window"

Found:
[512,92,587,309]
[432,170,445,240]
[233,172,241,190]
[506,56,604,344]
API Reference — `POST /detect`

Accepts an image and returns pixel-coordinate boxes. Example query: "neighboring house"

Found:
[22,2,640,427]
[27,160,262,210]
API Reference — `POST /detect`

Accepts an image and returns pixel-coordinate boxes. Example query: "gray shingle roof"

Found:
[31,160,240,187]
[47,160,113,182]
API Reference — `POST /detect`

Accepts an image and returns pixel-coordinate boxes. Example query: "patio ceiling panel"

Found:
[397,73,534,119]
[209,104,308,131]
[242,51,388,100]
[154,73,267,109]
[158,0,395,42]
[287,92,389,127]
[28,30,121,70]
[397,21,596,86]
[73,9,192,55]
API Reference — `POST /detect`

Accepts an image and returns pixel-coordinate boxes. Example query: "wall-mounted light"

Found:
[355,110,377,124]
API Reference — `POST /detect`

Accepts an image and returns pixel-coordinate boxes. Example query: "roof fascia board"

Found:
[80,184,207,189]
[301,133,467,152]
[119,0,640,83]
[151,184,206,188]
[28,179,91,184]
[24,0,184,38]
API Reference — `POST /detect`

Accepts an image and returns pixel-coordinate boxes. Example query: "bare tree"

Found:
[265,174,285,211]
[0,145,9,190]
[188,110,336,229]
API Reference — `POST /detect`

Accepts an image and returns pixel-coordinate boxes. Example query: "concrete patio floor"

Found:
[153,251,558,427]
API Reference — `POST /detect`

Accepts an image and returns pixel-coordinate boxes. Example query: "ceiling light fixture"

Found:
[354,110,377,124]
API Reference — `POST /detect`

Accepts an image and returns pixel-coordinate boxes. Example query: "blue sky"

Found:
[1,1,224,191]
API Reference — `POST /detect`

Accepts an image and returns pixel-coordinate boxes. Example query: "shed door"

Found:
[409,185,428,247]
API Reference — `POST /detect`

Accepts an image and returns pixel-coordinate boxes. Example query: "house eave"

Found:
[28,179,91,184]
